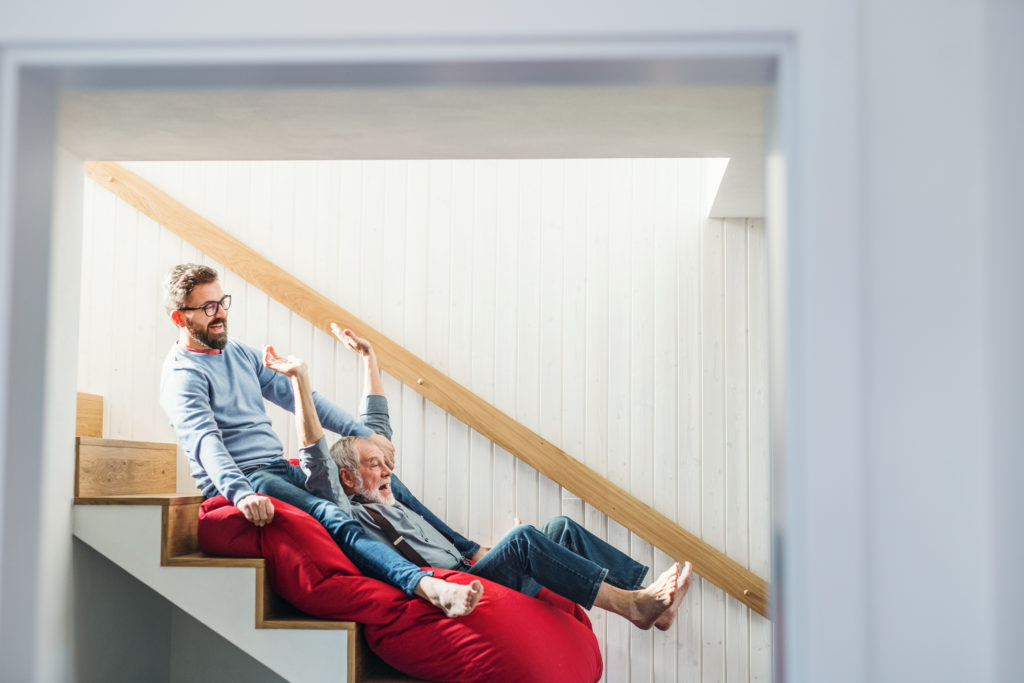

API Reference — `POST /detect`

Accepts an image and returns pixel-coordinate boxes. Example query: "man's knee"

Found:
[489,525,535,568]
[503,523,540,548]
[539,515,573,536]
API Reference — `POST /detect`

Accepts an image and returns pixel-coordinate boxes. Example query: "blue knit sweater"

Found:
[159,338,372,504]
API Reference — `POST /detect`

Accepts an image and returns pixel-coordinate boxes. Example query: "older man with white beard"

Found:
[281,324,693,631]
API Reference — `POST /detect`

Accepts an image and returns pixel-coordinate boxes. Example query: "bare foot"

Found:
[627,562,679,630]
[655,561,692,630]
[415,576,484,618]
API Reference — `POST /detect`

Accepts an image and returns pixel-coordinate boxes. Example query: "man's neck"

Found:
[178,331,220,354]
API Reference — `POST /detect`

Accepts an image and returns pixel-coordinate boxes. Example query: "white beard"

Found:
[357,481,395,506]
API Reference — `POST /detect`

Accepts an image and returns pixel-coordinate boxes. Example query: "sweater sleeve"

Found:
[298,435,351,509]
[359,394,393,440]
[160,366,256,505]
[247,344,373,438]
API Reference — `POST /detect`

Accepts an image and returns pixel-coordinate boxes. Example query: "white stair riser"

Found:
[74,505,350,681]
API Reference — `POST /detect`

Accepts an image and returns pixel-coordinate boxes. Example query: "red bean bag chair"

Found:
[198,494,603,683]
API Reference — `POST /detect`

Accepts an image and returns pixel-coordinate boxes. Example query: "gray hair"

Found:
[330,436,366,487]
[164,263,218,314]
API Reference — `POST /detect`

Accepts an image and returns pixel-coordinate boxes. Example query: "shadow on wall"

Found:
[72,540,284,682]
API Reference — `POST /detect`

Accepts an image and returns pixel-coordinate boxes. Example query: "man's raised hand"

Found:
[368,432,396,469]
[262,345,307,378]
[328,321,390,459]
[330,323,374,359]
[237,493,275,527]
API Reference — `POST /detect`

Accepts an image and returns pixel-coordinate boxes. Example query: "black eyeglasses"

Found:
[178,295,232,317]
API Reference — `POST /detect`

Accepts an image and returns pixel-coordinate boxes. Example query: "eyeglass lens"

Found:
[204,295,231,316]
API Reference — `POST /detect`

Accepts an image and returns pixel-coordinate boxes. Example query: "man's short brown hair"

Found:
[164,263,218,314]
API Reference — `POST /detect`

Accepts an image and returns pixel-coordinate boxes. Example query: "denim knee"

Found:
[506,523,537,542]
[539,515,572,537]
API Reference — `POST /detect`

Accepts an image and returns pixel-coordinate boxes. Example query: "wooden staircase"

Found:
[71,393,425,682]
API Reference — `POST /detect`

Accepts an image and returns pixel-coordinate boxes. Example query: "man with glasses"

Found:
[159,263,483,618]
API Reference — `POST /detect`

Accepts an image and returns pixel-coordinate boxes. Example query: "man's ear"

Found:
[170,310,185,328]
[338,467,358,489]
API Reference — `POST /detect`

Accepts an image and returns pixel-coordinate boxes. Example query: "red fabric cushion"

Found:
[198,495,603,682]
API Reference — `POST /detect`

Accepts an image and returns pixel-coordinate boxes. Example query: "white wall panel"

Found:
[78,158,772,683]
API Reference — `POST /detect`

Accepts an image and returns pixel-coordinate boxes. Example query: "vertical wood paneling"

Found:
[359,161,385,332]
[604,159,633,683]
[266,298,294,456]
[79,159,772,683]
[423,161,452,516]
[468,161,497,545]
[108,189,137,439]
[581,159,611,678]
[702,217,727,683]
[560,160,587,526]
[581,159,612,664]
[379,163,406,344]
[537,160,564,524]
[724,218,751,683]
[446,162,474,532]
[337,163,363,318]
[747,219,773,681]
[490,161,519,544]
[677,161,704,683]
[515,163,541,526]
[131,209,159,440]
[314,162,340,327]
[629,159,656,682]
[270,163,296,279]
[399,161,428,495]
[652,159,681,683]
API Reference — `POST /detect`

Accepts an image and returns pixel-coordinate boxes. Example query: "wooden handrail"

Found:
[86,161,770,618]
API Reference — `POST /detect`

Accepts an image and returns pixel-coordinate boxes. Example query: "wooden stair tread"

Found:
[165,551,264,568]
[74,492,204,506]
[259,615,358,631]
[76,435,178,449]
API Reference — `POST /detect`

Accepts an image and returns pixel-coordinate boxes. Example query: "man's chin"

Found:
[360,486,395,506]
[187,320,228,350]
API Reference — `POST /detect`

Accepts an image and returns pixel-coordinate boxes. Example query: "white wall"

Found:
[74,539,285,683]
[168,606,286,683]
[77,158,771,682]
[72,540,172,682]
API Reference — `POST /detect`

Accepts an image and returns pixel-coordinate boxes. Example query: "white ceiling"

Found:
[59,84,768,217]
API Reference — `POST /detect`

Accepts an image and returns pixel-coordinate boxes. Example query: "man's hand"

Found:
[262,345,308,379]
[471,546,492,562]
[368,432,396,469]
[330,323,375,359]
[237,494,275,527]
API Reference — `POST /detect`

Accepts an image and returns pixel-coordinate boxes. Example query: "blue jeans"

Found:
[245,461,429,595]
[468,516,649,609]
